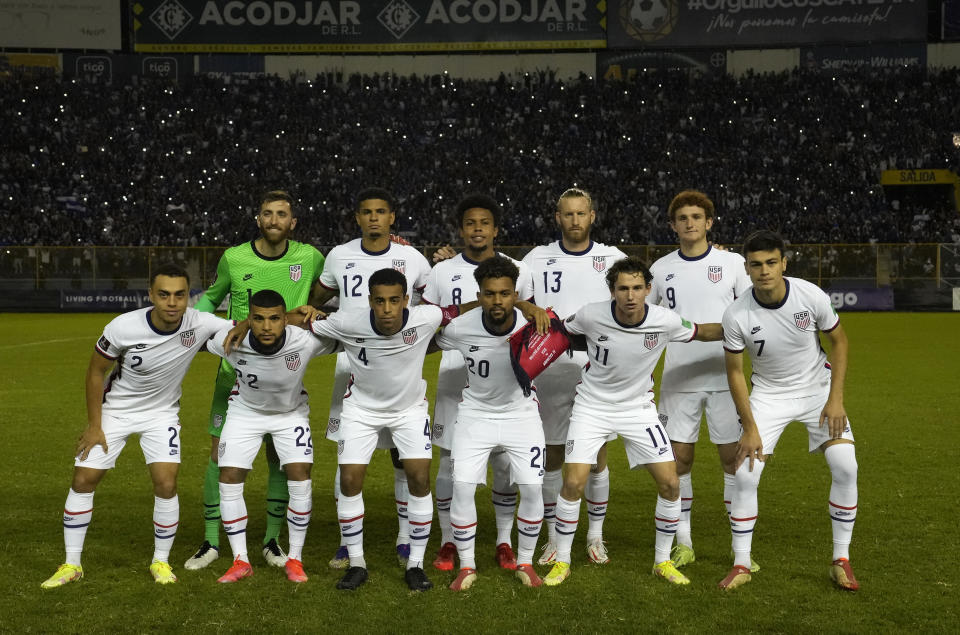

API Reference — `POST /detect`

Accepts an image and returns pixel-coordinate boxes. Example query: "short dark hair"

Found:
[356,187,396,212]
[260,189,294,212]
[743,230,786,258]
[667,190,715,222]
[249,289,286,311]
[150,262,189,286]
[369,267,407,295]
[456,193,502,228]
[474,255,519,287]
[605,256,652,290]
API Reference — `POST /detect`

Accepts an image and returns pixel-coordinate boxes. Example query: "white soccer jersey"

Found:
[650,246,752,392]
[96,307,230,417]
[722,277,839,399]
[207,325,338,414]
[422,252,534,307]
[521,240,627,319]
[435,308,538,419]
[318,239,431,309]
[310,304,443,413]
[564,301,697,412]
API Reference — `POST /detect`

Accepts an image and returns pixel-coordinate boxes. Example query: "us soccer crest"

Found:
[433,423,444,439]
[658,413,669,426]
[337,440,344,455]
[794,311,811,330]
[179,329,196,348]
[392,259,406,274]
[327,418,340,434]
[708,265,723,283]
[285,352,301,371]
[644,333,659,350]
[402,328,418,344]
[566,439,575,455]
[593,256,607,272]
[289,264,302,282]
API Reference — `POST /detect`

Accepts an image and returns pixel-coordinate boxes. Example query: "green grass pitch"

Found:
[1,312,957,633]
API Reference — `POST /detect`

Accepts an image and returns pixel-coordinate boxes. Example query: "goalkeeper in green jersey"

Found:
[184,190,326,570]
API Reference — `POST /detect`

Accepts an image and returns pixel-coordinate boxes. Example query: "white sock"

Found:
[542,469,563,542]
[676,472,693,548]
[407,493,433,569]
[825,443,858,561]
[286,479,312,562]
[515,484,543,566]
[554,495,581,565]
[723,472,736,517]
[394,467,409,546]
[654,495,681,565]
[337,492,366,568]
[219,482,248,562]
[152,495,179,563]
[731,460,765,568]
[585,467,610,541]
[491,451,517,547]
[334,466,345,547]
[435,453,454,545]
[63,489,94,567]
[450,481,478,570]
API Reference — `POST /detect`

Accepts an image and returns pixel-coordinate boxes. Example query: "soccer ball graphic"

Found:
[629,0,671,31]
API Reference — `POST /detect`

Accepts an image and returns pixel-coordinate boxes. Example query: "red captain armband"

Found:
[439,304,460,326]
[509,309,570,397]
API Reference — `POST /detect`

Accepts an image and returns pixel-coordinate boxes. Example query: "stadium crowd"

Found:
[2,67,959,248]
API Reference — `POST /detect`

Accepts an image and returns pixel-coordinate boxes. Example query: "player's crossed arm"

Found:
[724,348,764,471]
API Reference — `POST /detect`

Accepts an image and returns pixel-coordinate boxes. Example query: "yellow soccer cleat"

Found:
[41,563,83,589]
[671,544,696,568]
[150,559,178,584]
[543,561,571,587]
[652,560,691,585]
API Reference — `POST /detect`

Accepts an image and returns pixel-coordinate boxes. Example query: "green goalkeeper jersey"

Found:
[195,239,325,320]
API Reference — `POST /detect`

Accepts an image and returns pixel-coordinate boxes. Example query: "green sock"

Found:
[263,457,288,544]
[203,458,221,547]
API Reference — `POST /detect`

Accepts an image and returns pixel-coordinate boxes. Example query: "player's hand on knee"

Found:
[76,426,107,461]
[820,400,847,439]
[736,432,764,471]
[432,244,457,263]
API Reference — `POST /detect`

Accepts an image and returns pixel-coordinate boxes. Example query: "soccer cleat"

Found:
[217,558,253,583]
[537,540,558,566]
[183,541,219,570]
[448,567,478,591]
[652,560,691,585]
[149,559,178,584]
[586,538,610,564]
[830,558,859,591]
[718,565,752,590]
[671,544,695,568]
[284,558,308,583]
[543,561,571,586]
[261,538,287,567]
[396,543,410,566]
[432,542,456,571]
[404,566,433,591]
[40,563,83,589]
[495,543,517,570]
[730,549,760,572]
[515,564,542,587]
[336,566,368,590]
[329,545,349,569]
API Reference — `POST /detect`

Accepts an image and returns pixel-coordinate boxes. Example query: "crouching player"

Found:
[41,263,231,588]
[543,256,723,587]
[211,290,338,583]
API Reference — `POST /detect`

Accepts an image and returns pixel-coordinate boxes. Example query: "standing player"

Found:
[185,190,326,571]
[308,268,459,591]
[522,187,626,566]
[209,290,338,584]
[435,256,546,591]
[41,264,230,588]
[310,187,432,568]
[543,257,723,587]
[648,190,752,570]
[423,194,535,572]
[719,230,859,591]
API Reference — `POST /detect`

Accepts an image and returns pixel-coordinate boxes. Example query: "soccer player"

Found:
[307,268,460,591]
[648,190,752,570]
[185,190,326,571]
[210,290,337,584]
[435,256,546,591]
[41,263,230,588]
[542,256,723,588]
[310,187,432,568]
[521,187,626,566]
[718,230,859,591]
[423,193,535,572]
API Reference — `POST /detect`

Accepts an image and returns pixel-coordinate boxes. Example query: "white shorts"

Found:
[337,400,433,465]
[535,352,587,445]
[431,352,468,450]
[451,410,545,485]
[659,390,740,445]
[567,401,674,469]
[218,403,314,469]
[326,353,395,450]
[75,412,181,469]
[749,389,855,454]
